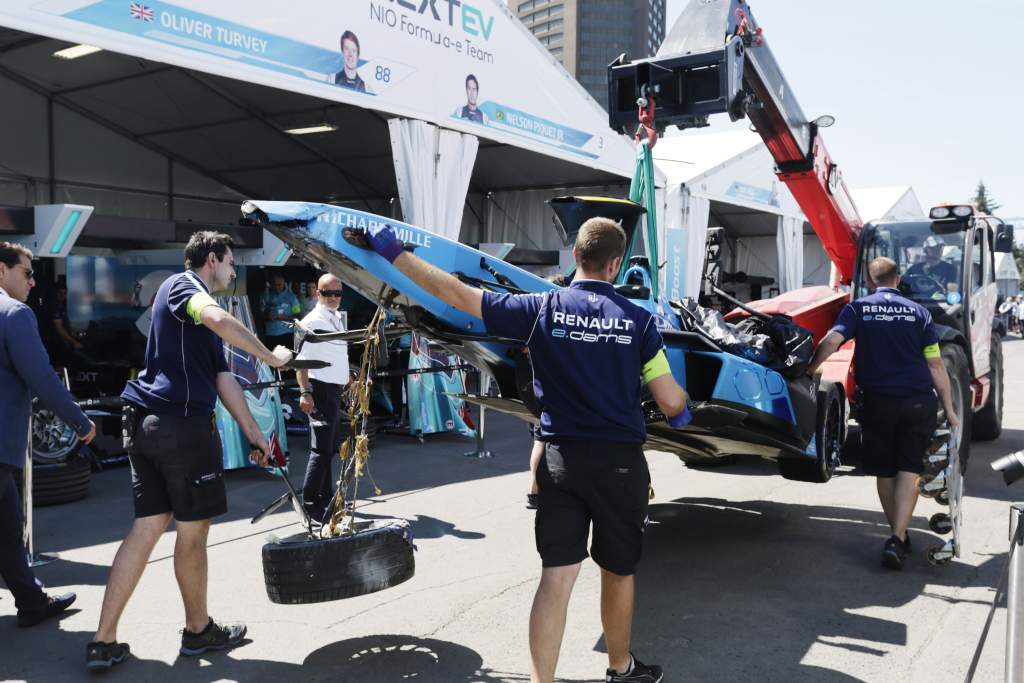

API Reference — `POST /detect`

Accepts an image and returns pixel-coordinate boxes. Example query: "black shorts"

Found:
[535,440,650,576]
[859,393,937,478]
[127,410,227,522]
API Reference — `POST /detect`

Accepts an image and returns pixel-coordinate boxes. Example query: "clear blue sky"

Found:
[664,0,1024,222]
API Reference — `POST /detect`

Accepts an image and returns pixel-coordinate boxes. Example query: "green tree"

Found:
[973,180,1002,215]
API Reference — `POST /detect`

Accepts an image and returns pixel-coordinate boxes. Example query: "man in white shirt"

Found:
[294,274,350,523]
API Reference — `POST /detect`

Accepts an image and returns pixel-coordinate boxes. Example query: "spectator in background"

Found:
[262,273,300,350]
[300,281,319,316]
[46,284,82,367]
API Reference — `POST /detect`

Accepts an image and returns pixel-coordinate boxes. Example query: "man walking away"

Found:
[359,217,690,683]
[807,257,958,569]
[295,273,350,524]
[0,242,96,627]
[87,232,292,671]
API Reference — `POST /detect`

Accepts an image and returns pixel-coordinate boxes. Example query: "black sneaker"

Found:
[904,533,912,553]
[17,592,76,627]
[86,641,131,671]
[882,535,908,570]
[179,618,247,656]
[606,653,663,682]
[526,493,539,510]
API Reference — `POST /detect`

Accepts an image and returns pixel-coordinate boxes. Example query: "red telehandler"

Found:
[608,0,1013,478]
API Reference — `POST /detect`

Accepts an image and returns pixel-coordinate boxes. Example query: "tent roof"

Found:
[849,186,923,222]
[652,130,763,185]
[0,27,633,214]
[996,251,1020,281]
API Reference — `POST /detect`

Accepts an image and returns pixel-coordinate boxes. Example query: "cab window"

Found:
[971,227,983,292]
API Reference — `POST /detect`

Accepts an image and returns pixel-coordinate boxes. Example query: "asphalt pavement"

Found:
[3,337,1024,682]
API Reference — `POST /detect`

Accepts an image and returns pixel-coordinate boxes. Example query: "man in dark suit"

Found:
[0,241,95,626]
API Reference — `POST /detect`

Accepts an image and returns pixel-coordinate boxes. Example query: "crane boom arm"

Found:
[608,0,863,284]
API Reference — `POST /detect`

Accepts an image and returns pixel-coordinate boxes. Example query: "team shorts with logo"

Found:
[535,439,650,576]
[127,409,227,521]
[859,392,937,477]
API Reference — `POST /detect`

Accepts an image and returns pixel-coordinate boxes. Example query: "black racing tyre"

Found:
[262,519,415,605]
[941,344,972,474]
[31,398,82,465]
[779,382,843,483]
[972,336,1002,441]
[28,455,91,506]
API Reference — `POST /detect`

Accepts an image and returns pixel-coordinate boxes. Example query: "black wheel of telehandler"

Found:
[973,336,1002,441]
[779,382,843,483]
[941,344,972,474]
[262,519,415,605]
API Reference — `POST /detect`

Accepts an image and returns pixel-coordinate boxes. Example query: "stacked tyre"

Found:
[15,453,92,506]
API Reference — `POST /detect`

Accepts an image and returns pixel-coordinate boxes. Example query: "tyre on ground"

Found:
[941,344,972,473]
[972,335,1002,441]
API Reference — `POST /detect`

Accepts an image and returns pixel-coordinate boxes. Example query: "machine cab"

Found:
[855,204,1013,377]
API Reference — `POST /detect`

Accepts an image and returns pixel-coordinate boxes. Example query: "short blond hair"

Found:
[868,257,899,287]
[574,217,626,272]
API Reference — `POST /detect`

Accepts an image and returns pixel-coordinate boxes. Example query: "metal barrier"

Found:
[464,371,494,459]
[21,417,58,568]
[1007,503,1024,682]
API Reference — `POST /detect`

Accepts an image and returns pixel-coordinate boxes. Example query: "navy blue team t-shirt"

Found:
[122,271,228,417]
[481,279,665,443]
[829,287,940,398]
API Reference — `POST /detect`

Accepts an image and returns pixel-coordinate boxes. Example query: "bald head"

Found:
[316,273,343,310]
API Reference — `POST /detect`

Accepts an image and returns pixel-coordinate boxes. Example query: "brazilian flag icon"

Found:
[495,109,505,122]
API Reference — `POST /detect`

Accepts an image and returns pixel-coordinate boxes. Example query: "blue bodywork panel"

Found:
[243,200,811,462]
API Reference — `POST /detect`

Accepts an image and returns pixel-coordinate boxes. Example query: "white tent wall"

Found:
[656,132,806,301]
[0,74,243,223]
[482,183,628,251]
[776,215,804,292]
[388,119,479,240]
[850,186,924,222]
[803,235,832,286]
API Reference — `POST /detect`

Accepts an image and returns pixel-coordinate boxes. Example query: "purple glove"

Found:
[367,223,404,263]
[668,404,692,429]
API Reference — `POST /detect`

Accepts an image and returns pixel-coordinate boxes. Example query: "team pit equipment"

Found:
[917,424,963,566]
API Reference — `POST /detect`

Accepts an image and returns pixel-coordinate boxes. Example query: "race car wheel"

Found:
[19,453,92,506]
[262,518,414,604]
[778,382,843,483]
[941,344,972,474]
[972,336,1002,441]
[31,399,82,465]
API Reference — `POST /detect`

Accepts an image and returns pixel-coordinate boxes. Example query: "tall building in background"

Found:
[515,0,667,110]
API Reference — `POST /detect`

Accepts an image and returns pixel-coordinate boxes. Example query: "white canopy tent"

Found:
[0,0,657,258]
[654,130,810,302]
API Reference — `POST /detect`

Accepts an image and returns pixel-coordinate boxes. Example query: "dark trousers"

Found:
[0,465,46,611]
[301,379,344,522]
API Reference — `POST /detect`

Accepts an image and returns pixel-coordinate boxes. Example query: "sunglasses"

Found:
[319,289,343,297]
[14,264,34,280]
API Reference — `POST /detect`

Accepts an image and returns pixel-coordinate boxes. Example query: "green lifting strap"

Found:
[619,140,660,299]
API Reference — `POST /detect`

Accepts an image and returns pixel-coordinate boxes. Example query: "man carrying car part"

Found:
[87,231,294,672]
[357,217,689,683]
[807,256,958,571]
[294,272,350,524]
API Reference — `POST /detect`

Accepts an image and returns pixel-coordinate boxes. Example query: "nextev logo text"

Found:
[389,0,494,40]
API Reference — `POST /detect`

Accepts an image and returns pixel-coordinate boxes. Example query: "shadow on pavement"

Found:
[28,412,531,557]
[626,496,1004,682]
[0,627,584,682]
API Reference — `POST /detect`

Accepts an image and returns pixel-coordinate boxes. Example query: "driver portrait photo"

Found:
[453,74,489,124]
[333,30,372,94]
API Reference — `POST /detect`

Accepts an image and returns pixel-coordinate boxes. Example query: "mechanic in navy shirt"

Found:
[363,217,688,683]
[89,232,293,672]
[807,257,958,570]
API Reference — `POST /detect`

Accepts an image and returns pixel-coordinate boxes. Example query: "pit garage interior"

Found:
[0,27,633,271]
